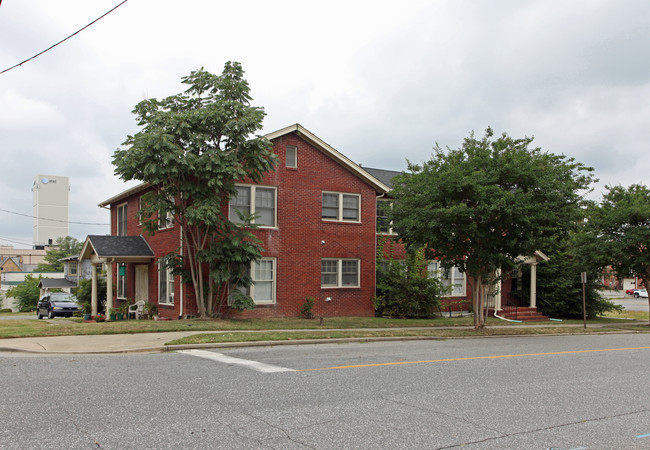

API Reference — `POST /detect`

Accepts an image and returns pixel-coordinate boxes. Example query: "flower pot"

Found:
[83,313,91,320]
[116,313,124,321]
[109,313,116,321]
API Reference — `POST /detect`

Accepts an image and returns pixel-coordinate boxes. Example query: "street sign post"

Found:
[581,272,587,329]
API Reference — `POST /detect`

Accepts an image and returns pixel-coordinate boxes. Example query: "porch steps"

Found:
[498,307,551,322]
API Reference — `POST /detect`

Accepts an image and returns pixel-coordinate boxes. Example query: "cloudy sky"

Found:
[1,0,649,248]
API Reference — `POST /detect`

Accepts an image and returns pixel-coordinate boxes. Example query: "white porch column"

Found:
[106,261,113,318]
[530,262,538,309]
[91,264,98,316]
[494,268,502,311]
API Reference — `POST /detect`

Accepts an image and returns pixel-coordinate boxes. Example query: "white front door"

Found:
[135,265,149,303]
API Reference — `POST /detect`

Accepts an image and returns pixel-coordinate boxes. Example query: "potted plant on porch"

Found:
[108,307,118,321]
[117,300,130,321]
[81,302,92,321]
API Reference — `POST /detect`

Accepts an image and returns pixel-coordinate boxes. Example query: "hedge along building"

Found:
[86,124,390,319]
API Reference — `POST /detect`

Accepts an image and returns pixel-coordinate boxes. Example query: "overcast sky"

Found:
[1,0,649,248]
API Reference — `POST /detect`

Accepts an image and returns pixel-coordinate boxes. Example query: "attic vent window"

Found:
[286,145,297,168]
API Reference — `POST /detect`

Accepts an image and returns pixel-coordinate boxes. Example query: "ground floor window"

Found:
[427,261,465,296]
[229,258,277,305]
[158,262,174,305]
[117,263,126,299]
[321,259,360,288]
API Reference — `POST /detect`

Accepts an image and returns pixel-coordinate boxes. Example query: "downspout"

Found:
[374,192,387,300]
[493,310,522,323]
[179,224,184,319]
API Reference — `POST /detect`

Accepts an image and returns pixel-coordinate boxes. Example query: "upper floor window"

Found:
[377,199,395,234]
[116,203,127,236]
[230,185,276,227]
[321,259,360,288]
[286,145,297,168]
[68,261,78,276]
[322,192,360,222]
[427,262,466,296]
[159,196,175,230]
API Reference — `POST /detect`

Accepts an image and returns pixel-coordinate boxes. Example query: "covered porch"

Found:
[488,250,550,320]
[79,235,154,316]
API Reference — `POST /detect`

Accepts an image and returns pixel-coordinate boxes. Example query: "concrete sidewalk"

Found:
[0,322,646,355]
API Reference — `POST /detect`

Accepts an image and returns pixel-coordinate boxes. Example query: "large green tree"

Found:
[35,236,82,272]
[581,184,650,324]
[113,62,277,317]
[390,128,595,328]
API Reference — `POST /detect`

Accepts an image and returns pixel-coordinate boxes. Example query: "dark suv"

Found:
[37,293,80,319]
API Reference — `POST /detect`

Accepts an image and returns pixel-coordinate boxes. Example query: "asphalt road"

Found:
[613,295,650,312]
[2,333,650,449]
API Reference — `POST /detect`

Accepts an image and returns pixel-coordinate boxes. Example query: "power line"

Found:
[1,0,130,75]
[0,208,109,226]
[0,236,34,247]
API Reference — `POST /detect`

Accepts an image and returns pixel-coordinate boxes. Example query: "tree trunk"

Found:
[473,275,482,329]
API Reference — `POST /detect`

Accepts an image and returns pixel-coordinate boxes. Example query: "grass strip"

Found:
[165,326,642,346]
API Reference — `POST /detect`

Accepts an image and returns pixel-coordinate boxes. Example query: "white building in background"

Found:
[32,174,69,248]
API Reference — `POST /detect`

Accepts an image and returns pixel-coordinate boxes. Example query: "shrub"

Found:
[73,278,107,314]
[300,296,315,319]
[375,249,445,318]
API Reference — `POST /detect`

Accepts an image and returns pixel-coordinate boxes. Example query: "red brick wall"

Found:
[233,133,377,318]
[110,130,379,318]
[110,188,183,319]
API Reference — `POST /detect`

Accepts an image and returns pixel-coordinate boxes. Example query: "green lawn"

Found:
[0,311,647,340]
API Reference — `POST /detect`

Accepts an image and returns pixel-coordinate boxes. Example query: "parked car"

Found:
[633,289,648,299]
[37,293,80,319]
[625,288,637,295]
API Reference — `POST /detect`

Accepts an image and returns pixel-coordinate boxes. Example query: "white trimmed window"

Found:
[322,192,360,222]
[376,199,395,234]
[159,196,175,230]
[117,263,126,299]
[68,261,78,276]
[286,145,297,168]
[230,185,276,227]
[321,259,360,288]
[229,258,277,305]
[427,262,466,296]
[158,262,174,305]
[116,203,127,236]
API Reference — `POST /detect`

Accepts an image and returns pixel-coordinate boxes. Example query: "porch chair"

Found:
[128,300,145,320]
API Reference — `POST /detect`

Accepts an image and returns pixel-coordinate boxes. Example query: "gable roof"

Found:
[99,124,392,208]
[80,235,154,263]
[265,124,391,193]
[98,183,149,208]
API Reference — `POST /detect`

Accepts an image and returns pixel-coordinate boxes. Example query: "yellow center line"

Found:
[299,346,650,371]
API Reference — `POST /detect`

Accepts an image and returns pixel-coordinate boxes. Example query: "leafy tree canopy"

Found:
[580,184,650,323]
[113,62,277,317]
[6,274,41,312]
[390,127,595,327]
[34,236,82,272]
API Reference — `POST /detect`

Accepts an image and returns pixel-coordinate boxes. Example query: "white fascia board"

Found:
[265,124,391,194]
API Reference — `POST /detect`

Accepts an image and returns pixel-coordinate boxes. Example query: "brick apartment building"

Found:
[82,124,544,320]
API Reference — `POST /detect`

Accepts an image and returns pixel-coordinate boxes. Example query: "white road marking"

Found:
[178,349,296,373]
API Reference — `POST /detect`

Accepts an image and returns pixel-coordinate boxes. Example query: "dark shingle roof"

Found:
[87,235,154,258]
[363,167,403,189]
